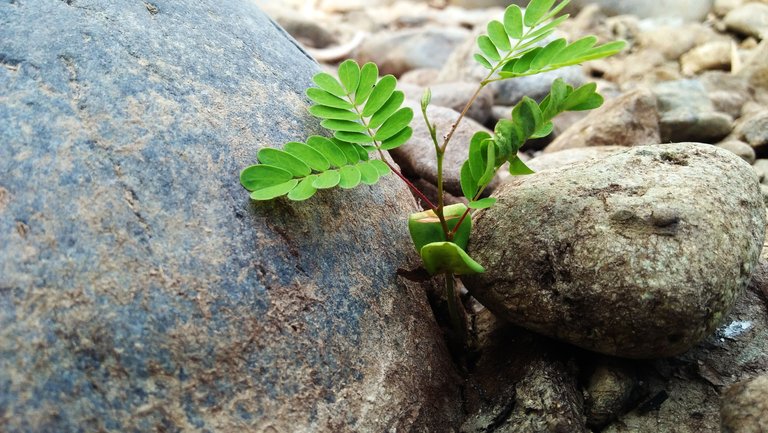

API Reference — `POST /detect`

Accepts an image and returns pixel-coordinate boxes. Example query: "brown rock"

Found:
[464,144,765,358]
[721,374,768,433]
[544,88,660,153]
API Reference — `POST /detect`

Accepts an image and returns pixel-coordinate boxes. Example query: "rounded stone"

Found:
[0,1,460,431]
[464,144,765,358]
[721,374,768,433]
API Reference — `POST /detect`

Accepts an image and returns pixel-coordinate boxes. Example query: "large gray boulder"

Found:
[0,1,460,431]
[464,143,765,358]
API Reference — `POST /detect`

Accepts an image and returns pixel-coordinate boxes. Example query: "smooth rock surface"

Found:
[718,140,757,164]
[464,144,765,358]
[354,26,469,76]
[0,2,461,432]
[680,41,733,76]
[568,0,714,21]
[654,80,734,143]
[544,88,660,153]
[725,2,768,40]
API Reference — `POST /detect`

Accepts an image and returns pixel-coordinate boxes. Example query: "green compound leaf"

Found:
[283,141,331,172]
[552,35,597,64]
[306,88,353,110]
[355,62,379,105]
[338,164,362,189]
[334,131,374,144]
[487,20,511,52]
[511,47,543,74]
[306,135,347,167]
[332,138,363,163]
[374,107,413,142]
[257,148,311,177]
[460,162,477,199]
[524,14,568,41]
[321,119,367,133]
[562,82,600,111]
[509,155,535,175]
[380,126,412,151]
[420,242,485,275]
[468,131,492,182]
[569,40,626,64]
[478,140,496,186]
[513,97,542,138]
[468,197,497,209]
[369,91,405,129]
[531,38,566,70]
[312,72,346,98]
[250,179,299,200]
[503,4,524,39]
[474,53,493,69]
[532,121,554,138]
[313,170,341,189]
[369,159,391,176]
[287,175,318,201]
[356,143,370,161]
[524,0,556,27]
[477,35,500,62]
[357,161,380,185]
[362,75,397,117]
[240,164,293,191]
[337,59,360,95]
[541,0,570,22]
[309,105,358,121]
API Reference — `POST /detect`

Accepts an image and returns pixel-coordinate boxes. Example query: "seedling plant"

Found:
[240,0,624,350]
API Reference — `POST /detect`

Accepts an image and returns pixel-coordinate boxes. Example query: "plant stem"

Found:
[444,273,466,348]
[380,155,438,210]
[347,94,436,210]
[440,84,487,154]
[435,150,452,240]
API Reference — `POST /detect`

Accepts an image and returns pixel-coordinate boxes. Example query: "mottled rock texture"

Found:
[0,1,460,432]
[721,374,768,432]
[544,87,660,153]
[464,144,765,358]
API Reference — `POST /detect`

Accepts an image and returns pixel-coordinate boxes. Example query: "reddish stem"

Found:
[382,159,437,210]
[450,208,471,237]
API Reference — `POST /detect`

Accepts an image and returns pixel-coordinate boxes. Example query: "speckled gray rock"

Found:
[354,26,469,76]
[544,87,660,153]
[734,110,768,152]
[721,374,768,433]
[464,144,765,358]
[654,80,734,143]
[717,140,757,164]
[526,146,627,172]
[0,2,461,432]
[427,81,495,125]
